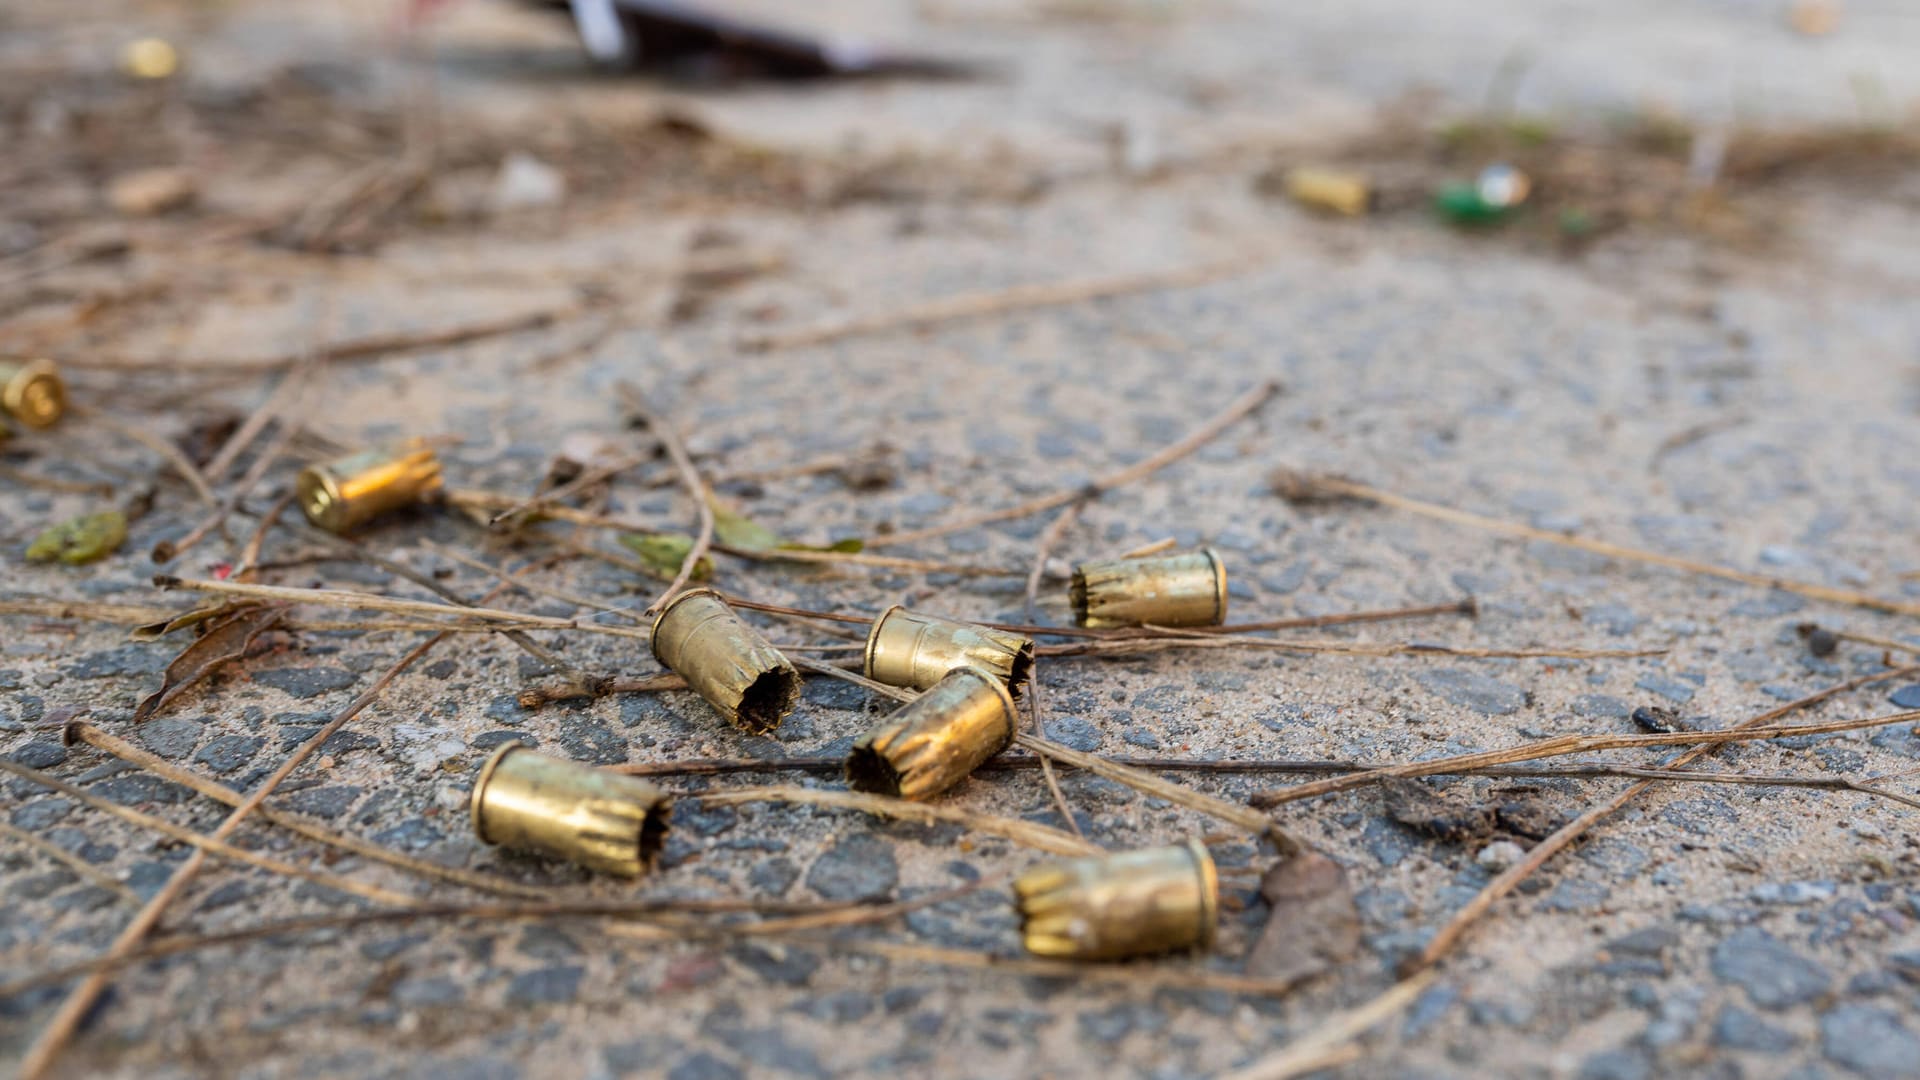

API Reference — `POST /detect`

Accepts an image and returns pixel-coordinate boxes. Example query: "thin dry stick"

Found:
[617,383,714,614]
[16,622,449,1080]
[1218,971,1438,1080]
[307,540,601,691]
[1027,672,1086,843]
[847,940,1310,997]
[456,490,1020,576]
[203,365,308,481]
[694,785,1100,857]
[66,723,555,900]
[231,491,294,580]
[1024,506,1085,841]
[871,380,1280,549]
[87,414,218,506]
[0,820,142,906]
[156,415,302,563]
[0,894,873,998]
[1251,704,1920,808]
[738,256,1262,352]
[61,307,572,374]
[488,449,655,529]
[1410,665,1920,972]
[155,577,652,641]
[1016,733,1303,855]
[601,753,1920,806]
[1037,634,1660,660]
[790,655,916,701]
[1835,629,1919,656]
[0,759,417,907]
[1285,472,1920,619]
[0,597,181,624]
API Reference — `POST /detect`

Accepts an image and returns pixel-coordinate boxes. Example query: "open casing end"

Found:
[863,606,1033,695]
[846,667,1016,801]
[1014,840,1219,960]
[650,588,802,734]
[296,439,444,534]
[1069,549,1227,628]
[470,742,672,878]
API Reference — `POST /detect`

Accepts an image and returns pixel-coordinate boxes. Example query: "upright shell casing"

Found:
[650,588,802,734]
[0,358,67,429]
[1069,549,1227,628]
[846,667,1016,801]
[296,439,444,534]
[470,742,672,877]
[1014,840,1219,960]
[863,606,1033,695]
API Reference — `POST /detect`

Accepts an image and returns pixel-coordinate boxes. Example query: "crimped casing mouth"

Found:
[846,667,1016,801]
[295,439,444,535]
[470,742,672,877]
[863,605,1034,697]
[1069,548,1227,628]
[1014,840,1218,960]
[651,588,802,733]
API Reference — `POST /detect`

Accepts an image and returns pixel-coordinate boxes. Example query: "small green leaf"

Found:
[618,533,713,582]
[708,498,780,551]
[26,510,128,565]
[709,496,862,554]
[779,537,864,554]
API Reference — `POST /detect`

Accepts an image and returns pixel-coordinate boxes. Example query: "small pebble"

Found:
[1477,840,1526,872]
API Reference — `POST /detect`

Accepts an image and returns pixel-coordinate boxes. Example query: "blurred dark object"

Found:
[545,0,972,81]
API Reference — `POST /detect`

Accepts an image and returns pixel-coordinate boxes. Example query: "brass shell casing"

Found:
[470,742,672,877]
[0,358,67,428]
[1069,549,1227,628]
[296,440,444,534]
[1282,167,1373,217]
[863,606,1034,695]
[846,667,1016,801]
[650,588,802,734]
[1014,840,1219,961]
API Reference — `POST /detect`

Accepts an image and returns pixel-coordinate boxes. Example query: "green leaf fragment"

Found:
[618,533,713,582]
[26,510,128,565]
[708,496,862,554]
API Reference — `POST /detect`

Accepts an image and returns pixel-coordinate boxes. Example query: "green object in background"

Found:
[619,532,714,582]
[26,510,128,564]
[1435,182,1506,224]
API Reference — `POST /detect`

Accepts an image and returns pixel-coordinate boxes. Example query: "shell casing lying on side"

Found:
[295,439,444,534]
[0,358,67,429]
[470,742,672,877]
[1069,549,1227,628]
[863,606,1034,696]
[650,588,802,734]
[1014,840,1219,961]
[1282,167,1374,217]
[846,667,1017,801]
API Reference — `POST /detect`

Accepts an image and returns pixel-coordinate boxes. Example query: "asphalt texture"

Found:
[3,1,1920,1078]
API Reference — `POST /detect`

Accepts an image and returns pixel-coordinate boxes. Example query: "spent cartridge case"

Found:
[1069,549,1227,628]
[650,588,802,734]
[863,606,1033,695]
[1015,840,1219,960]
[846,667,1016,801]
[0,358,67,429]
[470,742,671,877]
[296,439,444,534]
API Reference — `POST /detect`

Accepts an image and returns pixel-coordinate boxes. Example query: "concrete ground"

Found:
[3,1,1919,1077]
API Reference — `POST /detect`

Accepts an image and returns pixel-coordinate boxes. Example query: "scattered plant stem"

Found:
[870,380,1280,548]
[1276,470,1920,618]
[1407,665,1920,973]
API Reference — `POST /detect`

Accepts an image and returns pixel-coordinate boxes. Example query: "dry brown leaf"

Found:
[133,603,288,723]
[1244,848,1360,982]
